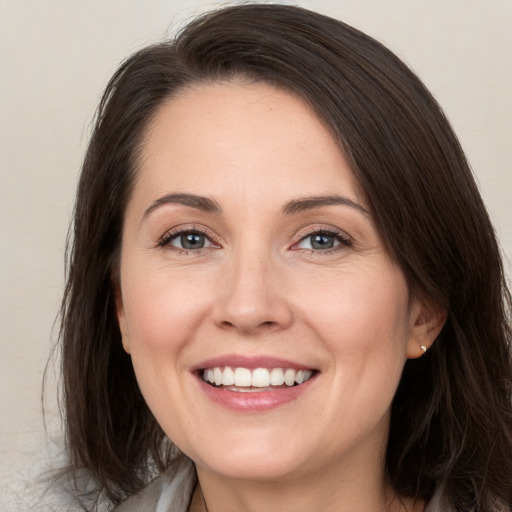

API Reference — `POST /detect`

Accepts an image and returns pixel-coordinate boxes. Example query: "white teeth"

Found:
[234,367,252,387]
[270,368,285,386]
[213,367,223,386]
[284,368,296,386]
[251,368,270,387]
[203,366,314,388]
[223,366,235,386]
[302,370,313,383]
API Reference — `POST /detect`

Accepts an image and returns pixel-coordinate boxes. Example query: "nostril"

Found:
[218,319,278,333]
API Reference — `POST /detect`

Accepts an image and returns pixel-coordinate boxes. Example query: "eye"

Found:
[160,229,216,251]
[294,230,351,251]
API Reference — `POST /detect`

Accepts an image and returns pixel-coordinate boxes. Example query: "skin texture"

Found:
[116,82,444,512]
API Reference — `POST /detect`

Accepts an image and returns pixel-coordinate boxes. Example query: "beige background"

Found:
[1,0,511,473]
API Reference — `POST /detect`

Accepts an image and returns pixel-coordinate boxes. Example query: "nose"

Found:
[211,249,293,335]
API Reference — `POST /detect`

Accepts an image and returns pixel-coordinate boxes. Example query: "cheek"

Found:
[118,264,213,413]
[300,267,411,408]
[118,271,204,423]
[303,266,412,351]
[121,262,207,348]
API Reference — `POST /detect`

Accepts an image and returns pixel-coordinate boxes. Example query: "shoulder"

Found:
[424,485,509,512]
[424,489,450,512]
[114,456,196,512]
[1,442,110,512]
[2,438,195,512]
[424,484,458,512]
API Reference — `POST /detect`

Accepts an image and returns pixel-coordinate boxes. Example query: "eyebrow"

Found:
[143,193,222,219]
[282,195,369,216]
[142,192,368,219]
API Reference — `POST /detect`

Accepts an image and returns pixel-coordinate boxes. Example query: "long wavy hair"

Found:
[60,3,512,509]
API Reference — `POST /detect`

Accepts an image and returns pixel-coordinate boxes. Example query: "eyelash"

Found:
[292,228,352,254]
[157,226,219,254]
[157,226,352,254]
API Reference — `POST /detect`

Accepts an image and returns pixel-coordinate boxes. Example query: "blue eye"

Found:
[164,231,214,250]
[296,231,350,251]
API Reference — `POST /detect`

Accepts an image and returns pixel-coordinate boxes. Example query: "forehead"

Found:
[132,81,364,212]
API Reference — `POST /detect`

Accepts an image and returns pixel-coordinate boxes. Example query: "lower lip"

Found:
[196,376,315,412]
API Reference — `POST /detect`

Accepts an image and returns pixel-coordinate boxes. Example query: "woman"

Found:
[57,3,511,511]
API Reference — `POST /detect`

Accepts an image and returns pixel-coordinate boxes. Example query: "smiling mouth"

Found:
[201,366,316,391]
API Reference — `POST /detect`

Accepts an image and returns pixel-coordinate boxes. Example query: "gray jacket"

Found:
[4,452,451,511]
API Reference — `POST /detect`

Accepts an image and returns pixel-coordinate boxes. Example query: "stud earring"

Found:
[420,345,427,353]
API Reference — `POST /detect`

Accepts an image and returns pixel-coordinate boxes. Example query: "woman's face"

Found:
[117,82,429,484]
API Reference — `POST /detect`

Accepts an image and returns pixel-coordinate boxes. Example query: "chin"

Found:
[198,453,307,482]
[183,432,315,482]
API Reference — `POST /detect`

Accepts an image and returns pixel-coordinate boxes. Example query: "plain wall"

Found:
[1,0,511,472]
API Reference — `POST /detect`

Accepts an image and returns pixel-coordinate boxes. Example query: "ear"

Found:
[406,298,446,359]
[114,284,131,354]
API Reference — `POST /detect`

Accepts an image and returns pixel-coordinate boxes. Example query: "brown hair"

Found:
[60,3,512,509]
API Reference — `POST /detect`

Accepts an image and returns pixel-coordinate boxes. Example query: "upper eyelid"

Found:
[289,228,353,254]
[158,225,221,247]
[294,225,352,242]
[156,223,351,247]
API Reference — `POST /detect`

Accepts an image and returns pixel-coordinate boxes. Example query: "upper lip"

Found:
[191,354,316,372]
